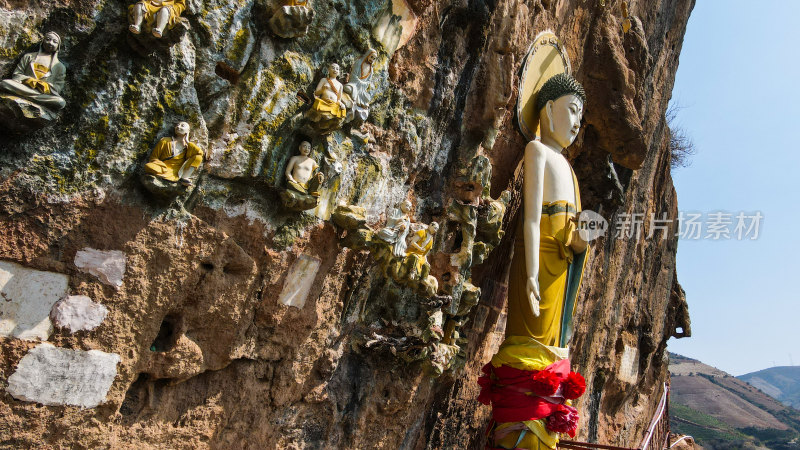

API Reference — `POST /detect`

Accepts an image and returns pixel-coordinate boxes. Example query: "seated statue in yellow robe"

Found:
[485,73,593,450]
[305,63,347,132]
[0,31,66,112]
[129,0,187,38]
[144,121,203,187]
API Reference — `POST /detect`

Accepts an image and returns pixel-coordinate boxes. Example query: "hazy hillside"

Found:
[669,353,800,449]
[740,367,800,411]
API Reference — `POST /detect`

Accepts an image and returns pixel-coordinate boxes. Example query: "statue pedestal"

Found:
[140,174,189,199]
[268,5,313,38]
[280,189,318,211]
[0,95,59,133]
[127,18,190,56]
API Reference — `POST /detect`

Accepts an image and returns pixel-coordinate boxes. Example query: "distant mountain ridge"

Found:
[669,353,800,449]
[739,366,800,411]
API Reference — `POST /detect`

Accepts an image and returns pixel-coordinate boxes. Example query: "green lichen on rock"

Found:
[346,154,381,205]
[271,213,321,249]
[273,51,313,85]
[225,26,251,65]
[73,114,109,165]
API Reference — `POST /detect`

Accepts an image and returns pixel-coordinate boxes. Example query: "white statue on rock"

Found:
[376,199,412,258]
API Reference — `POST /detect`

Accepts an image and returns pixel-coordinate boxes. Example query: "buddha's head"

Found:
[536,73,586,149]
[41,31,61,54]
[175,121,190,136]
[399,199,412,213]
[428,222,440,233]
[327,63,340,78]
[299,141,311,156]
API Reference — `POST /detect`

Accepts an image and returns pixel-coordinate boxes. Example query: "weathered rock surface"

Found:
[0,0,694,448]
[0,261,68,341]
[6,343,120,408]
[50,295,108,332]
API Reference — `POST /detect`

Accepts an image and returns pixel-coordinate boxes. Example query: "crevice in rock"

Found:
[150,314,181,352]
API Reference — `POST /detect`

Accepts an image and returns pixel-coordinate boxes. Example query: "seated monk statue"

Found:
[343,48,378,123]
[405,221,438,281]
[305,63,346,128]
[285,141,324,197]
[0,31,66,112]
[481,73,596,450]
[129,0,187,38]
[144,121,203,187]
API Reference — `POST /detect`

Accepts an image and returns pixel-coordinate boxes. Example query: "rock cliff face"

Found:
[0,0,693,448]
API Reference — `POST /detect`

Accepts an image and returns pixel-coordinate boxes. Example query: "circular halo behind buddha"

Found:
[515,30,572,141]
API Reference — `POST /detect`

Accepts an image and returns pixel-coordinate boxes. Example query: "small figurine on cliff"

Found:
[343,48,378,124]
[144,121,204,190]
[375,200,412,259]
[404,221,439,295]
[305,63,347,134]
[281,140,325,211]
[268,0,314,39]
[479,32,595,449]
[0,31,66,132]
[129,0,187,39]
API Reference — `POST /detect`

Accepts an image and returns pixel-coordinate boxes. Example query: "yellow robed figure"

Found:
[483,31,592,450]
[144,122,203,186]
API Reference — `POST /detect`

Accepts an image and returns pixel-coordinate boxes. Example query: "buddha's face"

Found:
[175,122,190,136]
[42,33,60,54]
[429,222,439,233]
[299,141,311,156]
[366,51,377,64]
[399,200,412,213]
[546,94,583,148]
[328,64,340,78]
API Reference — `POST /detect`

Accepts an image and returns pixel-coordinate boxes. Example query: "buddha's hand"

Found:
[527,276,541,317]
[570,228,589,253]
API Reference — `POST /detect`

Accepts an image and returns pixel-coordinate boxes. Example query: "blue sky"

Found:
[666,0,800,376]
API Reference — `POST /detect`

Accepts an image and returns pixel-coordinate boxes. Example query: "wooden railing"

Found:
[557,383,670,450]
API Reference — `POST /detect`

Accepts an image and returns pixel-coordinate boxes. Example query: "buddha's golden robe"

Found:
[506,168,584,347]
[130,0,186,30]
[144,137,203,182]
[492,168,587,449]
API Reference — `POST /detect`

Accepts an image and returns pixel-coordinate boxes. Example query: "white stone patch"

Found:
[6,343,120,408]
[50,295,108,333]
[0,261,69,341]
[619,344,639,384]
[74,248,127,288]
[278,255,321,309]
